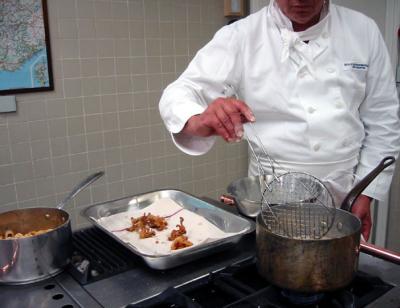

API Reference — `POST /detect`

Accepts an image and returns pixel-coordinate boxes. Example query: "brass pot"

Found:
[256,210,360,292]
[256,156,395,293]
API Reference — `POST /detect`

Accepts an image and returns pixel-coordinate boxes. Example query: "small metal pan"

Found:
[223,175,266,217]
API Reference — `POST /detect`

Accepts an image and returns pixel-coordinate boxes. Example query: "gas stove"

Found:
[130,258,394,308]
[1,200,400,308]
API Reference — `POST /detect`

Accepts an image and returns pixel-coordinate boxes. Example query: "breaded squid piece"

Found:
[138,226,156,239]
[168,217,187,241]
[171,235,193,250]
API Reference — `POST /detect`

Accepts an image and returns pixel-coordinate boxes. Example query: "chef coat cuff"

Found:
[355,166,392,201]
[163,101,206,134]
[172,132,216,156]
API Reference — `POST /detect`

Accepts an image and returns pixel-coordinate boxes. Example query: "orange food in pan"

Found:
[0,229,53,240]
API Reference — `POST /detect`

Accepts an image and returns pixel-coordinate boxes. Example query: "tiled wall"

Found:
[0,0,248,228]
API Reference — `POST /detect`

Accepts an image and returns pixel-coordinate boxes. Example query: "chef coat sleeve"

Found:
[355,20,400,201]
[159,23,243,155]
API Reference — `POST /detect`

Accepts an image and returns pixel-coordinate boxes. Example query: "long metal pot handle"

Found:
[340,156,395,211]
[57,171,105,210]
[360,242,400,265]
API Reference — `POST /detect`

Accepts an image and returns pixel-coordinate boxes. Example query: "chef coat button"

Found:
[326,67,335,73]
[313,144,321,151]
[322,32,329,39]
[308,107,316,114]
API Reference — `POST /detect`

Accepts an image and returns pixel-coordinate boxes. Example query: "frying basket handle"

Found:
[341,156,395,211]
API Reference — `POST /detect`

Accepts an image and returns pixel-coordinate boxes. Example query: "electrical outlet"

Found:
[0,96,17,113]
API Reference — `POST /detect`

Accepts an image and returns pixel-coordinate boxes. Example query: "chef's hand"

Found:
[182,97,255,142]
[351,194,372,241]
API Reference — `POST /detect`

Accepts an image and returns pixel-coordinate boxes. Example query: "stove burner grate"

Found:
[130,258,394,308]
[68,227,139,285]
[280,289,325,305]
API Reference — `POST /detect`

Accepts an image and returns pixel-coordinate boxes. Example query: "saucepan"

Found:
[222,175,266,217]
[0,171,104,285]
[256,156,396,293]
[223,172,331,218]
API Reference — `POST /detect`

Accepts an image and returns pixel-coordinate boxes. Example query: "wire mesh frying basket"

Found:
[261,172,336,239]
[245,124,336,240]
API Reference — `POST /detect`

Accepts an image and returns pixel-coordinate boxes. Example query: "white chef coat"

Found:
[159,1,400,201]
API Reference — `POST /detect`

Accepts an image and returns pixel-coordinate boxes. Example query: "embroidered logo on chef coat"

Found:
[343,63,369,71]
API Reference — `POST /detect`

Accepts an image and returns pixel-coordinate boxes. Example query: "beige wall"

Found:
[0,0,248,228]
[333,0,387,34]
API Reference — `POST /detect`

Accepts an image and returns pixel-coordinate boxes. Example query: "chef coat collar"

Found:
[269,0,330,40]
[268,0,331,75]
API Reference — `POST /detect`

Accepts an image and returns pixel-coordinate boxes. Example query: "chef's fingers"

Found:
[203,97,254,141]
[222,98,255,139]
[229,99,256,123]
[214,105,238,141]
[221,103,245,139]
[206,113,232,142]
[193,98,232,140]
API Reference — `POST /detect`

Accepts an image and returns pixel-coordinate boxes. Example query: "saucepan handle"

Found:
[381,156,396,168]
[220,194,236,206]
[360,242,400,265]
[57,171,105,210]
[341,156,396,211]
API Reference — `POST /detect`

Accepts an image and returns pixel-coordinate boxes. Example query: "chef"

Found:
[159,0,400,241]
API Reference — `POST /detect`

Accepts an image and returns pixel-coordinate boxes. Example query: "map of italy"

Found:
[0,0,50,91]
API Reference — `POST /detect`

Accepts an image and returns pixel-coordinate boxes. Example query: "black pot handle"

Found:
[340,156,396,211]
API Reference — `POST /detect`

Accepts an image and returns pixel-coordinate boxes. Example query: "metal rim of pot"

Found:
[0,208,70,241]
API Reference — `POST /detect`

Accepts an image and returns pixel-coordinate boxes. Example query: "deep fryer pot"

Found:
[256,156,395,293]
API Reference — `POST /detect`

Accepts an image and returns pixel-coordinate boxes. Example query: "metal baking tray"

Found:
[82,189,255,270]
